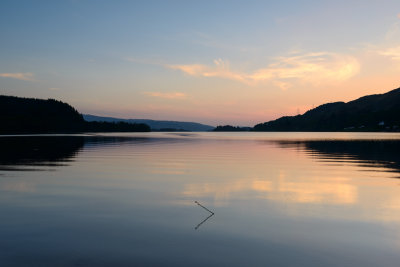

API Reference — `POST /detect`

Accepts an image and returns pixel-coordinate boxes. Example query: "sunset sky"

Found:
[1,0,400,126]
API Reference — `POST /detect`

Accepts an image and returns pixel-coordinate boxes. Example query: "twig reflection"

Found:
[195,213,214,230]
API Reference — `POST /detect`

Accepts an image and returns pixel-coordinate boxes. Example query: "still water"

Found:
[1,132,400,266]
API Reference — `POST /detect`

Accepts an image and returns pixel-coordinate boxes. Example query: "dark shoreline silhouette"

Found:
[3,86,400,133]
[0,95,150,134]
[213,125,251,131]
[253,87,400,132]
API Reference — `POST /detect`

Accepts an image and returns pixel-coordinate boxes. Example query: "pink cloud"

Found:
[0,72,34,81]
[167,52,359,87]
[144,92,187,99]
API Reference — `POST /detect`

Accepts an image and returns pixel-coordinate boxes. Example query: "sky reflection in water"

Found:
[1,132,400,266]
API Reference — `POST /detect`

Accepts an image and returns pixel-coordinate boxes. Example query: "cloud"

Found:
[49,87,61,91]
[384,20,400,41]
[168,59,248,83]
[378,45,400,61]
[251,52,360,83]
[273,81,291,91]
[189,31,252,52]
[398,13,400,19]
[167,52,360,87]
[0,72,34,81]
[144,92,187,99]
[125,57,166,66]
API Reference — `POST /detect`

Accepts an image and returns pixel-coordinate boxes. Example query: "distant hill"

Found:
[83,114,214,131]
[0,95,150,134]
[254,87,400,131]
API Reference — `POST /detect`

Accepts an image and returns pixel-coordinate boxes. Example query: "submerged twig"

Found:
[195,201,214,215]
[194,201,215,230]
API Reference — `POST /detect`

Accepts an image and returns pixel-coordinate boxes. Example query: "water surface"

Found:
[1,132,400,266]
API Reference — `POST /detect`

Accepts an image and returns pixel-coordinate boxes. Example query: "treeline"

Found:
[254,87,400,132]
[84,121,150,132]
[212,87,400,132]
[213,125,251,131]
[0,95,150,134]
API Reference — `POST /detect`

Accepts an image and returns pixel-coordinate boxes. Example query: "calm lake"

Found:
[1,132,400,266]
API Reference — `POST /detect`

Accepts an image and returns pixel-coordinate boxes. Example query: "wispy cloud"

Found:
[378,45,400,61]
[366,14,400,63]
[189,31,252,52]
[125,57,166,66]
[273,81,291,91]
[167,52,360,87]
[251,52,360,83]
[169,58,248,83]
[0,72,34,81]
[144,92,187,99]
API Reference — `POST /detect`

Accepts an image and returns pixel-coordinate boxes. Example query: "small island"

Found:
[213,125,251,131]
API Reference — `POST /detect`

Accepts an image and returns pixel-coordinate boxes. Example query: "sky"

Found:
[1,0,400,126]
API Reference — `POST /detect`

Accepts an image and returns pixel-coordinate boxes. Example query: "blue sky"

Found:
[1,0,400,125]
